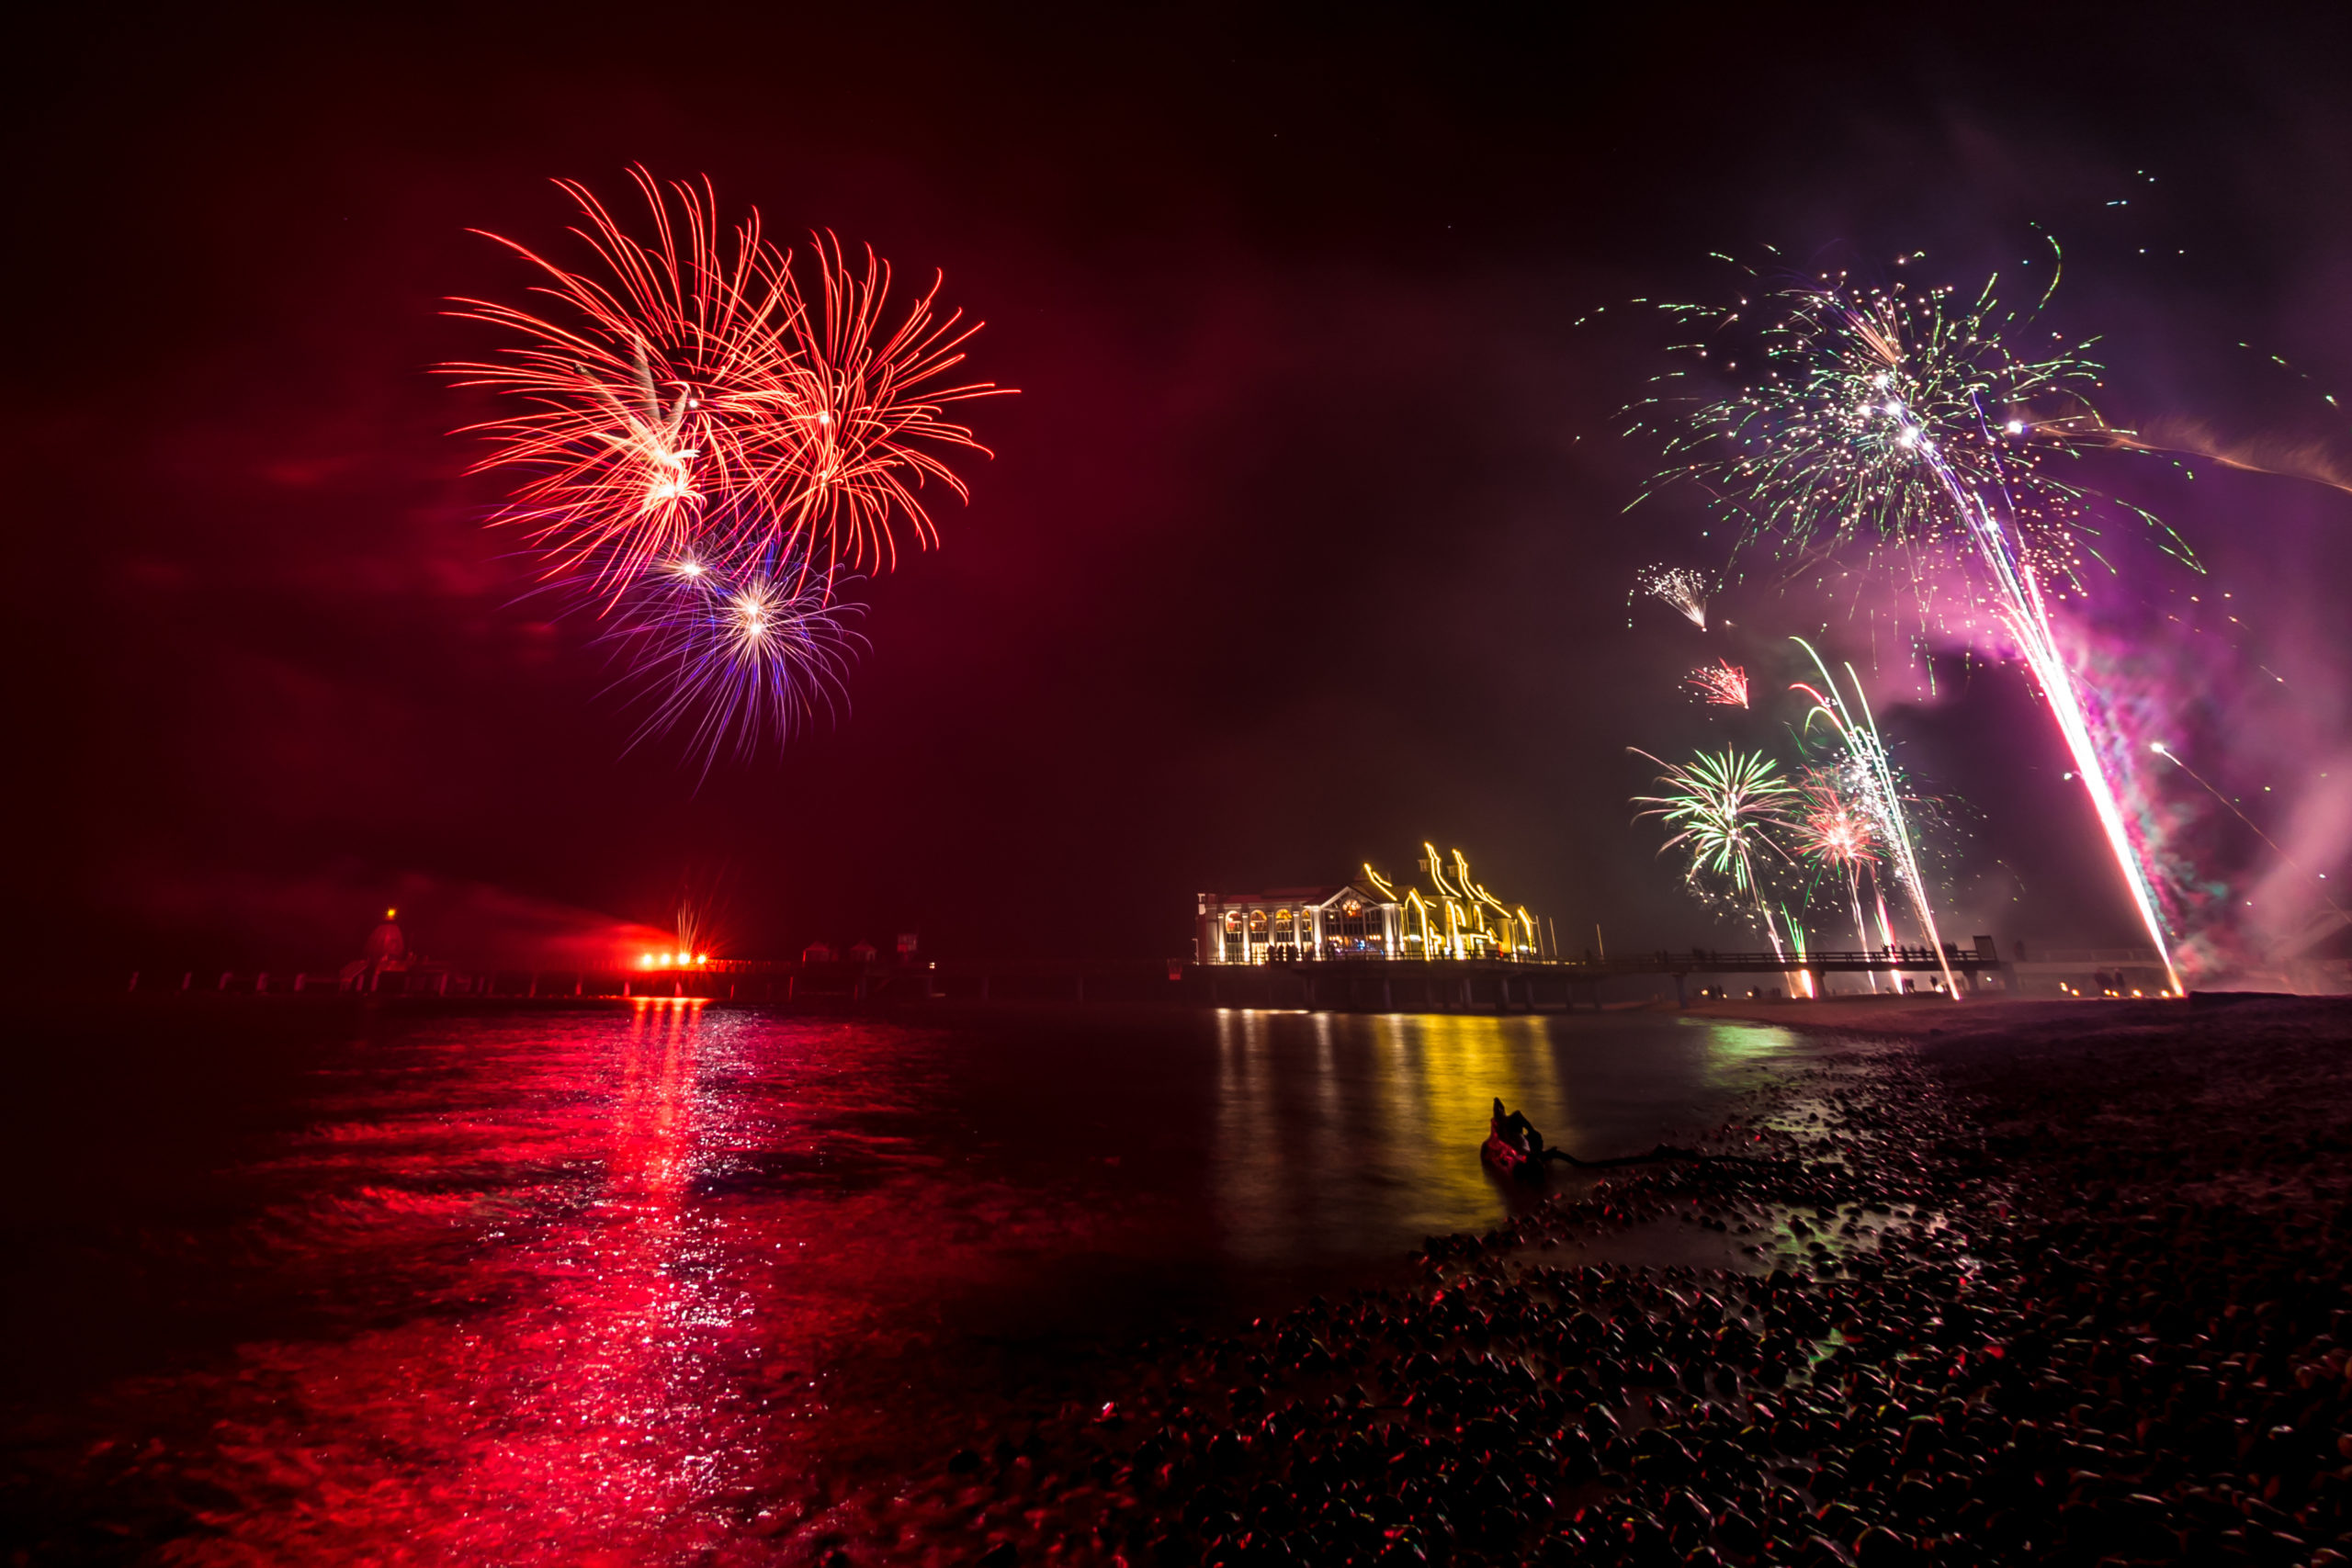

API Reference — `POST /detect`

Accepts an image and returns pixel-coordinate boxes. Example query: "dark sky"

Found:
[8,3,2351,972]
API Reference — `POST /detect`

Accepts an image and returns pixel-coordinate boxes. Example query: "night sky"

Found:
[11,4,2352,972]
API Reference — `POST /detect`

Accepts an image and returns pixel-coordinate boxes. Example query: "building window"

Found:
[1325,898,1385,953]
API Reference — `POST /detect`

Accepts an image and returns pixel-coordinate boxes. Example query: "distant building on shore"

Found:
[1196,844,1546,964]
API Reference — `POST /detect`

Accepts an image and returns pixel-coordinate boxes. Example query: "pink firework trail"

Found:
[1688,660,1749,707]
[1792,776,1888,991]
[1792,637,1959,997]
[1647,269,2191,994]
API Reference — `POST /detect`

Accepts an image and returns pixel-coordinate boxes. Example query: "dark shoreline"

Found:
[774,995,2352,1568]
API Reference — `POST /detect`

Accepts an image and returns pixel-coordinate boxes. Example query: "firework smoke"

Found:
[2151,740,2350,931]
[1646,263,2186,993]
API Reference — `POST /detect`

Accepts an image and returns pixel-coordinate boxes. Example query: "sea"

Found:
[0,998,1817,1562]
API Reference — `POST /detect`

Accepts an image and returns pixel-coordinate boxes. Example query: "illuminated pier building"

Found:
[1196,845,1546,965]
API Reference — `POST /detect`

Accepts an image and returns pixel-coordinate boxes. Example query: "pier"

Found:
[122,941,2060,1013]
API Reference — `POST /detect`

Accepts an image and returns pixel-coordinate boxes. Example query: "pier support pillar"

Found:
[1672,972,1688,1009]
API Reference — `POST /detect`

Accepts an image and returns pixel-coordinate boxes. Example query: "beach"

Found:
[785,995,2352,1567]
[6,995,2350,1564]
[0,1002,1803,1562]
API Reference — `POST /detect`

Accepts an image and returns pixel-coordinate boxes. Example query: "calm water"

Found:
[1,1000,1810,1562]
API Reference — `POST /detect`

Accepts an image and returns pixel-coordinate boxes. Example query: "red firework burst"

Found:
[1793,784,1878,868]
[1687,659,1749,707]
[444,170,1005,601]
[763,233,1001,575]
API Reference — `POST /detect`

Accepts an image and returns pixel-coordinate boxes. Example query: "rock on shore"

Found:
[783,996,2352,1568]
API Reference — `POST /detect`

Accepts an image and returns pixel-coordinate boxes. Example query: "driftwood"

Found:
[1494,1098,1798,1175]
[1539,1143,1795,1172]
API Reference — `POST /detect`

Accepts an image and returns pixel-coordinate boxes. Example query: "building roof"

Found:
[1200,883,1385,907]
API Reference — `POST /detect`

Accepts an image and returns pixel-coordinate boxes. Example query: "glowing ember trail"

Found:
[1634,564,1711,628]
[441,169,1007,760]
[606,557,866,773]
[1643,266,2189,994]
[1687,659,1749,707]
[1792,774,1887,991]
[1631,746,1804,976]
[1791,638,1959,997]
[1955,493,2183,993]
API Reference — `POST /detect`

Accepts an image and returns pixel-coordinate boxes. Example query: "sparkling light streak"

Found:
[1634,565,1711,628]
[1687,659,1749,707]
[1791,638,1959,997]
[605,558,866,774]
[443,170,1006,762]
[1645,263,2188,994]
[1631,746,1804,969]
[1791,775,1888,991]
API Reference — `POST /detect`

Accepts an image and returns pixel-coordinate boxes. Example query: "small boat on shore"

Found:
[1482,1097,1549,1182]
[1480,1130,1544,1181]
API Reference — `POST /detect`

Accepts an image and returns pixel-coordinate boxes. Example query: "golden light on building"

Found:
[1195,843,1547,964]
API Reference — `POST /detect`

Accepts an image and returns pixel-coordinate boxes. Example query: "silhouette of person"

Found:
[1490,1096,1545,1158]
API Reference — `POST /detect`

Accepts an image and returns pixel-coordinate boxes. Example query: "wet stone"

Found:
[752,998,2352,1568]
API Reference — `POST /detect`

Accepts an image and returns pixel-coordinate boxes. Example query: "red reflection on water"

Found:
[155,1000,748,1562]
[17,1004,1801,1563]
[118,1001,1125,1564]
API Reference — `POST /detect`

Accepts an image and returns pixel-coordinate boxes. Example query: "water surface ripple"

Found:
[1,1001,1809,1562]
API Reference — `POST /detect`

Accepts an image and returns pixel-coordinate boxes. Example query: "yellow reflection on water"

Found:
[1370,1011,1565,1233]
[1209,1009,1800,1263]
[1212,1010,1570,1260]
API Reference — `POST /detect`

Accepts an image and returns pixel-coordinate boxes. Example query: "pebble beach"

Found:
[791,995,2352,1568]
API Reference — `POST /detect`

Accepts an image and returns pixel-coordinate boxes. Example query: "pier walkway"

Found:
[131,943,2038,1013]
